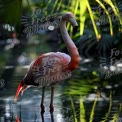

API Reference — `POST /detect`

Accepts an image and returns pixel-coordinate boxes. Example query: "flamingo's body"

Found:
[14,12,80,112]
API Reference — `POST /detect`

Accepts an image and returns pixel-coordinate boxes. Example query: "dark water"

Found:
[0,37,122,122]
[0,64,122,122]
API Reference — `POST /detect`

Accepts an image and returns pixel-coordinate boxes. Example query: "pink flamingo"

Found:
[14,12,80,112]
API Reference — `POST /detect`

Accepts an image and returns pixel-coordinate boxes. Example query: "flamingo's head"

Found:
[62,12,78,27]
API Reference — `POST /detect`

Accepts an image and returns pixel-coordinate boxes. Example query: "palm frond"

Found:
[85,0,101,41]
[96,0,113,36]
[104,0,122,31]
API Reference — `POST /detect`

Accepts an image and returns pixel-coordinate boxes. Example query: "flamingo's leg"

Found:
[49,86,54,112]
[40,86,45,112]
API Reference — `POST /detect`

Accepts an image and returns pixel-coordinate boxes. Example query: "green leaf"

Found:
[85,0,101,41]
[79,0,87,35]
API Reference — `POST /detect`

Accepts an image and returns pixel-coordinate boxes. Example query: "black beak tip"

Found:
[73,26,78,35]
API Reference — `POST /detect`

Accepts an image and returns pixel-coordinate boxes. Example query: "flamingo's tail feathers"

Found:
[14,81,24,103]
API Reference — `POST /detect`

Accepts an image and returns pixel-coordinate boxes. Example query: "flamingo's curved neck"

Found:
[60,18,80,70]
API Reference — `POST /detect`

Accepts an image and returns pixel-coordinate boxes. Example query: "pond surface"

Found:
[0,37,122,122]
[0,65,122,122]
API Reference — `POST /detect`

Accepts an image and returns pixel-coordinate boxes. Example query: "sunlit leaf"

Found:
[89,92,100,122]
[96,0,113,36]
[104,0,122,31]
[85,0,101,41]
[79,0,87,35]
[80,97,86,122]
[56,0,64,12]
[111,103,122,122]
[50,0,59,14]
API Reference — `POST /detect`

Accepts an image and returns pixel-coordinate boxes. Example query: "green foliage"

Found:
[0,0,121,40]
[64,0,122,40]
[0,0,22,31]
[69,91,121,122]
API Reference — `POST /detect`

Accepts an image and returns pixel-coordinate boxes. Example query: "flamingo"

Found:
[14,12,80,112]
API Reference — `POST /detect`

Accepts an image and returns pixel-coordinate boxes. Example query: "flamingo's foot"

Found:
[49,104,54,112]
[40,104,45,113]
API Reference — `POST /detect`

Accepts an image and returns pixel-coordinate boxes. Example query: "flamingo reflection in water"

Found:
[14,12,80,113]
[15,112,54,122]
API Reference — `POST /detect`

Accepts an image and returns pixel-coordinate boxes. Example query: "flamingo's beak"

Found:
[73,26,78,35]
[69,17,78,35]
[69,18,78,27]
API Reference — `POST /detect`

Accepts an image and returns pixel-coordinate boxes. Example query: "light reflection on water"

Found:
[0,84,75,122]
[0,66,122,122]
